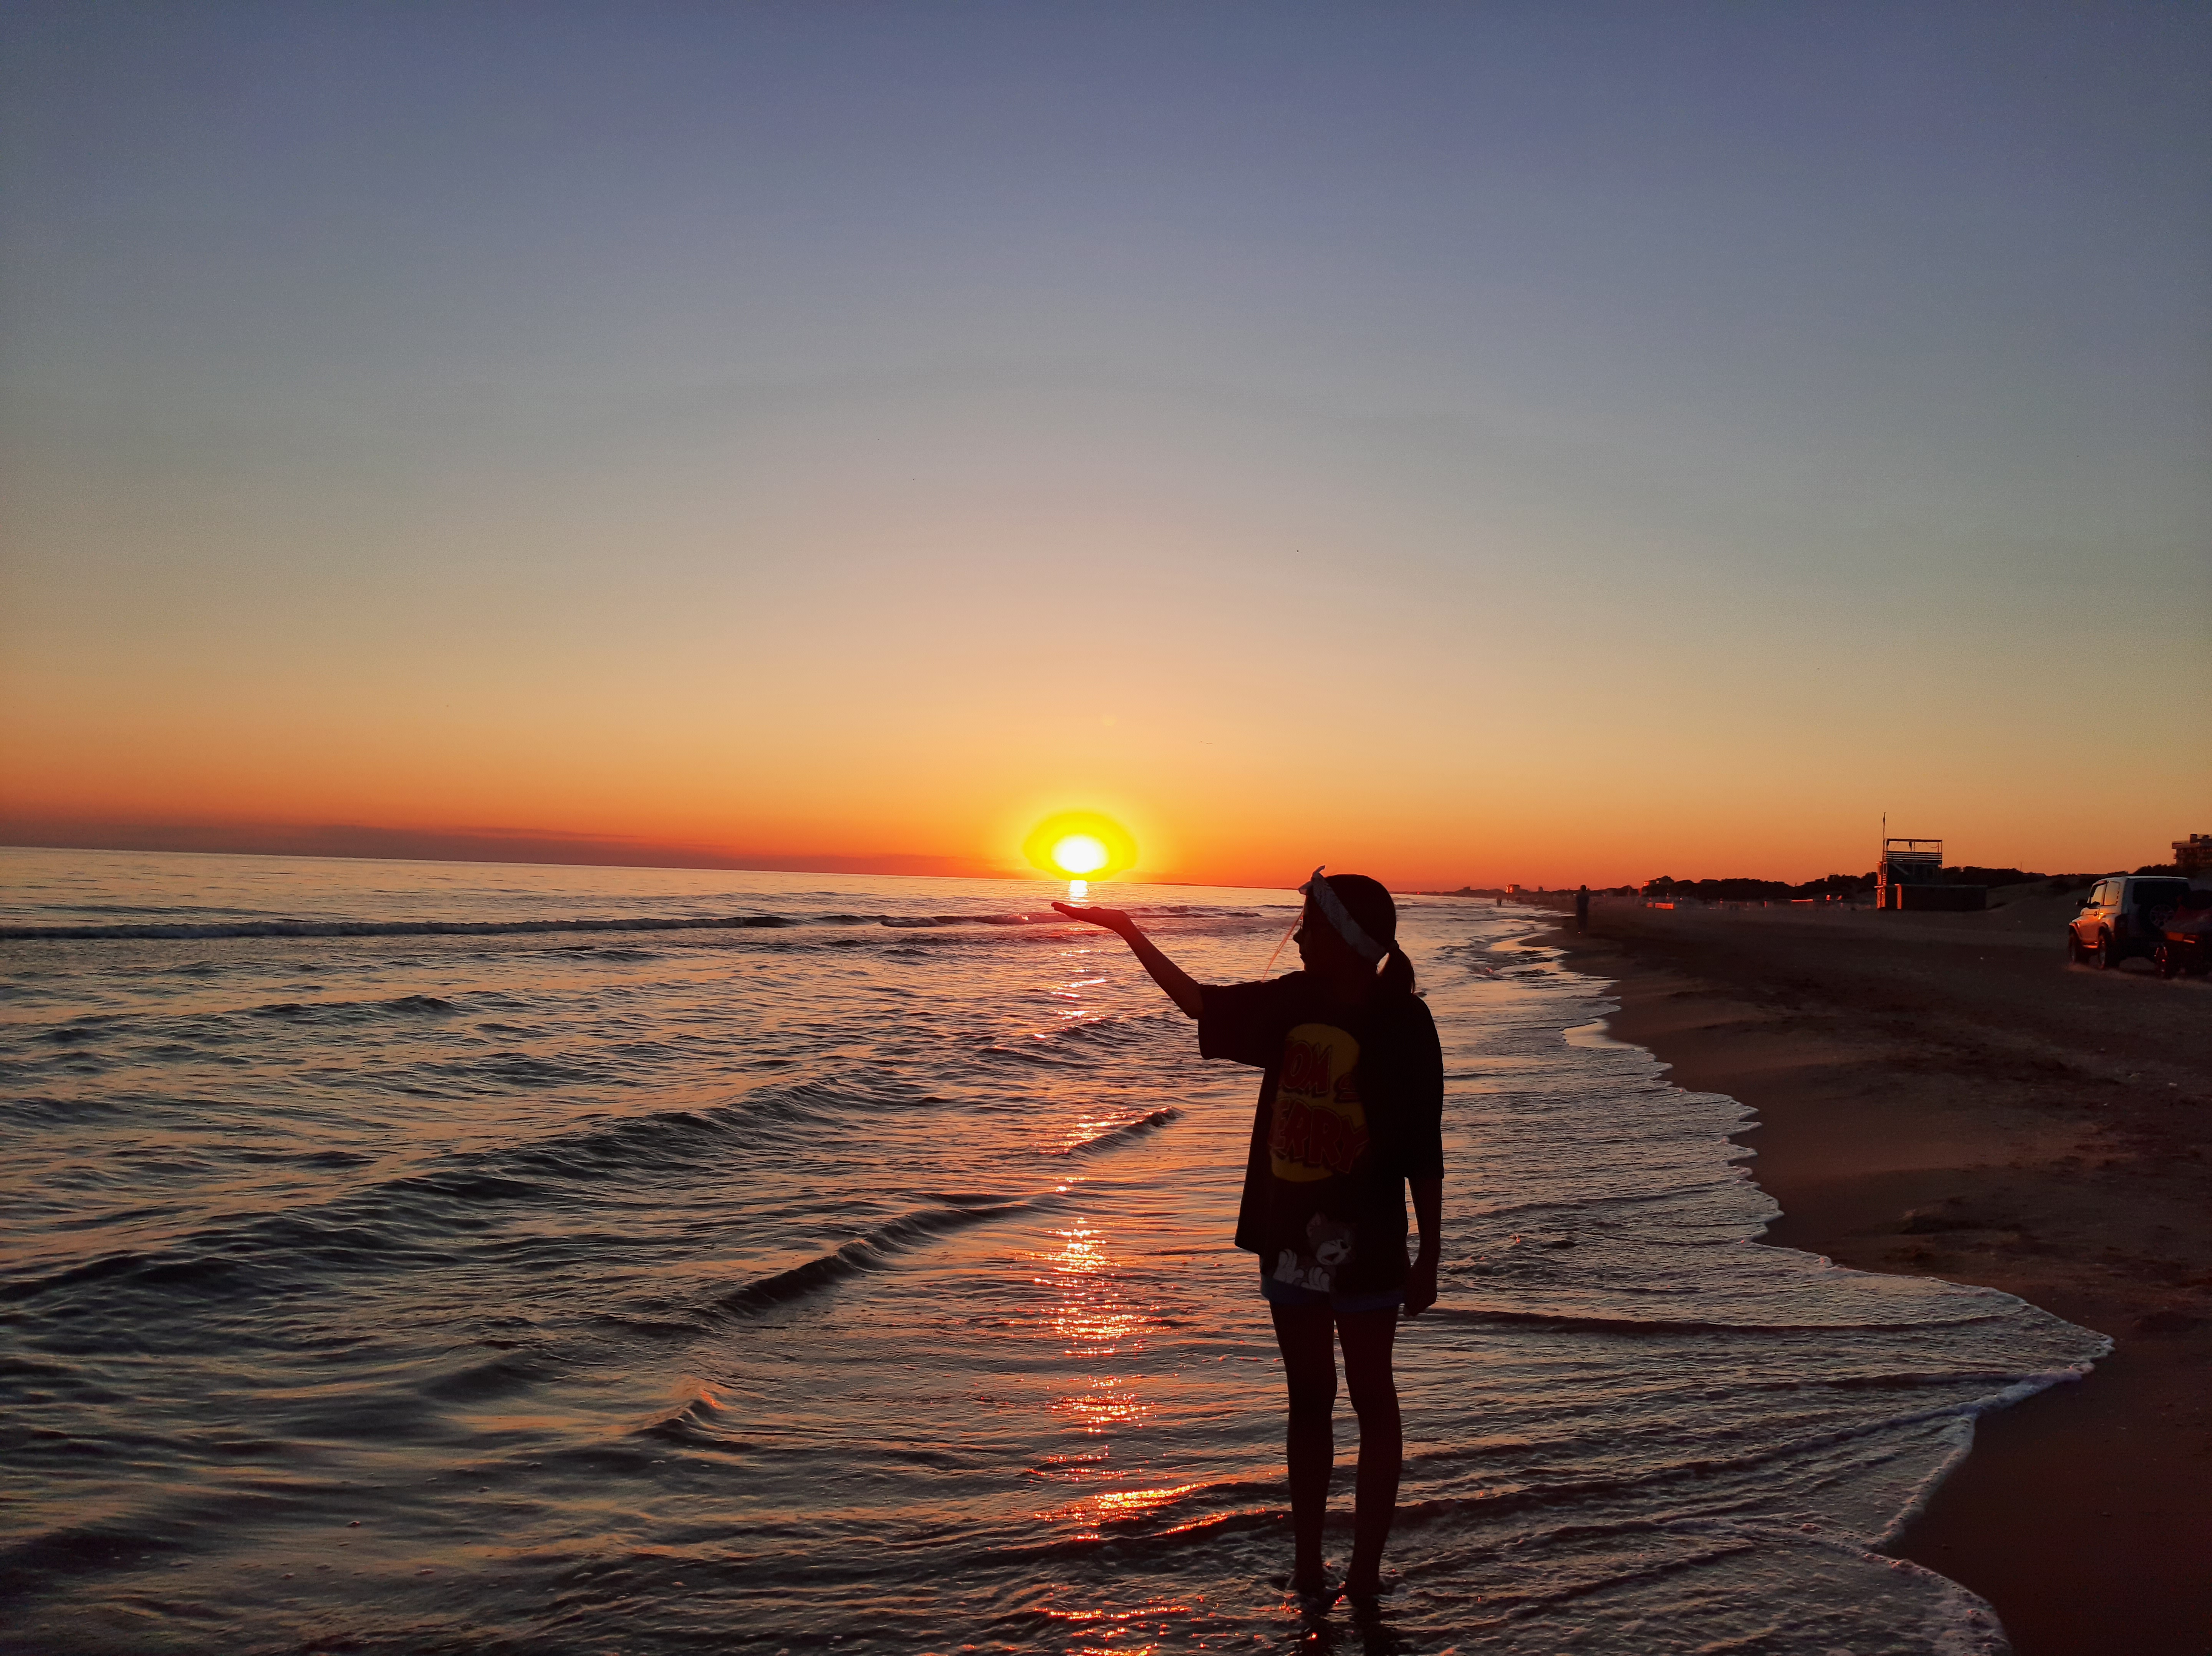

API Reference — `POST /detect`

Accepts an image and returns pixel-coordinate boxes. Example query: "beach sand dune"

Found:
[1548,894,2210,1656]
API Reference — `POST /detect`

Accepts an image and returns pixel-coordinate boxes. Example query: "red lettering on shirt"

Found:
[1282,1038,1331,1096]
[1310,1105,1344,1168]
[1269,1098,1371,1176]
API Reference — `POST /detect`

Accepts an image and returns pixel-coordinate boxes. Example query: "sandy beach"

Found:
[1540,891,2211,1655]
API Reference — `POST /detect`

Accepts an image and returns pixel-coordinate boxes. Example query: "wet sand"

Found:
[1536,893,2211,1656]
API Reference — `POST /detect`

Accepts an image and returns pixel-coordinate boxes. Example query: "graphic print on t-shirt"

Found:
[1268,1022,1368,1182]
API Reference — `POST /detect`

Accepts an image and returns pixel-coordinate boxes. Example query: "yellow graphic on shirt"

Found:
[1268,1023,1368,1183]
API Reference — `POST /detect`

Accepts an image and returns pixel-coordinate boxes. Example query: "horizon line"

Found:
[0,820,1246,887]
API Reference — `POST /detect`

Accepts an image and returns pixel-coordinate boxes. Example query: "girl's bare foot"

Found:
[1340,1567,1400,1606]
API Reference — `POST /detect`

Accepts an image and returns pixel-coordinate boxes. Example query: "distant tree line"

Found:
[1444,865,2171,901]
[1639,873,1860,901]
[1634,867,2114,900]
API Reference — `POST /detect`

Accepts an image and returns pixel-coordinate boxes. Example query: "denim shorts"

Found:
[1259,1265,1405,1316]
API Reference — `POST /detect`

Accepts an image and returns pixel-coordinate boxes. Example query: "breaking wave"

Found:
[715,1199,1030,1315]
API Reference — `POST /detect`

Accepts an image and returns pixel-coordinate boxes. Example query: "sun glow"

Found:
[1023,811,1138,900]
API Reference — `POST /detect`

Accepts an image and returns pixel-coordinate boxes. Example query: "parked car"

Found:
[2068,874,2198,969]
[2151,889,2212,979]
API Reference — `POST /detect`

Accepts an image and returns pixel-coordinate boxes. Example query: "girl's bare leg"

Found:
[1268,1302,1337,1590]
[1336,1306,1402,1596]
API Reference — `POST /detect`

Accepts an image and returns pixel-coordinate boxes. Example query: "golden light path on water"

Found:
[1036,1215,1207,1656]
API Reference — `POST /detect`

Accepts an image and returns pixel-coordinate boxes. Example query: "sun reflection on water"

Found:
[1051,1373,1149,1436]
[1025,965,1110,1072]
[1028,1220,1165,1457]
[1045,1479,1205,1541]
[1043,1224,1152,1360]
[1036,1586,1230,1656]
[1027,1211,1191,1549]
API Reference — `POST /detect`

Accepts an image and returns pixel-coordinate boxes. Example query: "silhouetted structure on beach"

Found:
[1878,836,1985,912]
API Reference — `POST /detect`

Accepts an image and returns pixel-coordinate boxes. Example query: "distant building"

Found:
[2175,834,2211,874]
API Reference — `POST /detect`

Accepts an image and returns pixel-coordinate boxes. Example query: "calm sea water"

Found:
[0,848,2103,1655]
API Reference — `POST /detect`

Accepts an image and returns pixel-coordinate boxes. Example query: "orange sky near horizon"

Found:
[4,637,2197,890]
[3,9,2207,891]
[3,442,2205,888]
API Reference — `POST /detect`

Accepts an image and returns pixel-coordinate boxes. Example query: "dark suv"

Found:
[2068,875,2196,970]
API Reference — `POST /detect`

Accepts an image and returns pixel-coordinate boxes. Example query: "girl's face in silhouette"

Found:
[1293,901,1361,976]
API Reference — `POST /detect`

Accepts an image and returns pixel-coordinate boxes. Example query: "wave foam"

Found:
[715,1200,1028,1316]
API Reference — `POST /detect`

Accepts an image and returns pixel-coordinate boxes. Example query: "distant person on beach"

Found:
[1575,884,1590,932]
[1056,870,1444,1606]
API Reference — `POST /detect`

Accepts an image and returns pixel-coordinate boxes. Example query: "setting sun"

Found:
[1022,811,1137,883]
[1049,834,1109,876]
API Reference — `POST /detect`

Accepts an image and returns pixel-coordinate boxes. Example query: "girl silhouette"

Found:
[1056,869,1444,1603]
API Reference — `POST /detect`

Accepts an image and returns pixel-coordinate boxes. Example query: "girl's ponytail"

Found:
[1313,870,1417,996]
[1379,941,1416,995]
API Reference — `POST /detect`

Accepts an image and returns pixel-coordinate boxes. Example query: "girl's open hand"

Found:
[1053,902,1134,935]
[1051,903,1201,1018]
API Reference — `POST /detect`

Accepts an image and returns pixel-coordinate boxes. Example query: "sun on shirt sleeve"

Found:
[1199,979,1288,1068]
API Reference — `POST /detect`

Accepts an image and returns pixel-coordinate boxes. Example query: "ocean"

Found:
[0,848,2104,1654]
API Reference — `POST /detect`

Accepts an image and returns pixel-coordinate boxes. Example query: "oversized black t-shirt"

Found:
[1199,973,1445,1296]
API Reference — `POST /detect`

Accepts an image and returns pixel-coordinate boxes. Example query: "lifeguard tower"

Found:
[1877,836,1984,912]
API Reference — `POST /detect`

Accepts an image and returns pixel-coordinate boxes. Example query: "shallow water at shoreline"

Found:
[0,849,2105,1653]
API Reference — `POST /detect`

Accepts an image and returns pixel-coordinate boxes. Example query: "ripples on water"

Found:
[0,849,2101,1653]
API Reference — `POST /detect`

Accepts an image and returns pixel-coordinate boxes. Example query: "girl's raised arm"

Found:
[1053,903,1203,1019]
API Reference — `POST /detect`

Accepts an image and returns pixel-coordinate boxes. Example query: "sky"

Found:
[3,2,2207,889]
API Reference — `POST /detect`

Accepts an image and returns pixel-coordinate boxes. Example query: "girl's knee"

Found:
[1285,1375,1337,1421]
[1350,1400,1400,1439]
[1345,1378,1399,1427]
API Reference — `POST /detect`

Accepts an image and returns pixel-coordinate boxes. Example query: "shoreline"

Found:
[1531,897,2210,1656]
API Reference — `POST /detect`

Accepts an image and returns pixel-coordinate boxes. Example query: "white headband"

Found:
[1300,866,1387,964]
